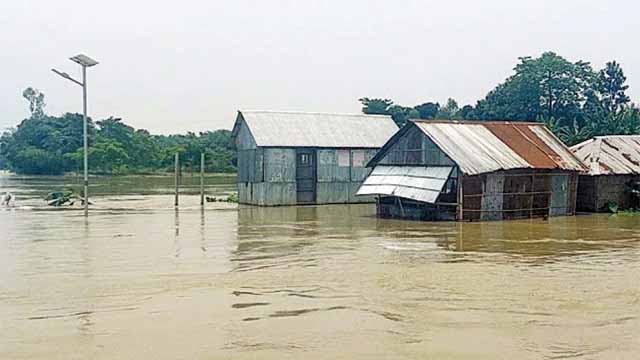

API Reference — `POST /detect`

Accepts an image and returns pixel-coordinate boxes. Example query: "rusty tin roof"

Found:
[571,135,640,175]
[372,120,586,175]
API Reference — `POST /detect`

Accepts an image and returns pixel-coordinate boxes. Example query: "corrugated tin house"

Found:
[571,135,640,211]
[357,120,587,221]
[232,110,398,206]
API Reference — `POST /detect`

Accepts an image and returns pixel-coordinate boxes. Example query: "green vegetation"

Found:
[360,52,640,145]
[606,202,620,214]
[0,88,236,175]
[44,190,82,206]
[205,193,239,203]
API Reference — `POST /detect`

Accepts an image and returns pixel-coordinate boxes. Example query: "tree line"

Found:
[0,89,236,175]
[2,51,637,175]
[360,52,639,145]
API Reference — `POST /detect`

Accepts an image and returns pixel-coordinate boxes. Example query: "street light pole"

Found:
[82,65,88,216]
[52,54,99,216]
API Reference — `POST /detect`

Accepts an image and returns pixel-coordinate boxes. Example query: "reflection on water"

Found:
[1,173,639,359]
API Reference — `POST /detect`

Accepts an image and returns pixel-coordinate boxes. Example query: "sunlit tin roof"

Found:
[571,135,640,175]
[370,120,586,175]
[233,110,398,148]
[357,166,453,204]
[412,120,586,175]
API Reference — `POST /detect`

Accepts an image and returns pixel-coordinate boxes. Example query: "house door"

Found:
[296,149,316,204]
[550,174,569,216]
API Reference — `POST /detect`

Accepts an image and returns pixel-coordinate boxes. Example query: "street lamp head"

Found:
[51,68,84,86]
[70,54,99,67]
[51,69,71,79]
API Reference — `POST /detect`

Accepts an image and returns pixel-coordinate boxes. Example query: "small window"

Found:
[299,154,310,165]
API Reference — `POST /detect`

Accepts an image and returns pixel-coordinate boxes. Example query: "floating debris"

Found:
[44,190,93,207]
[205,193,238,203]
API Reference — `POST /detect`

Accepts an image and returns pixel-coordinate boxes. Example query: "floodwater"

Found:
[1,173,639,359]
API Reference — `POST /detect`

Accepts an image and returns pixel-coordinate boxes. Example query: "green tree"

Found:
[22,87,46,119]
[474,52,596,127]
[558,120,593,146]
[199,130,237,172]
[89,139,129,173]
[459,105,476,119]
[95,117,162,170]
[1,113,95,174]
[13,146,64,175]
[356,53,640,145]
[435,98,462,119]
[598,61,630,115]
[414,102,440,119]
[563,60,637,144]
[1,106,237,175]
[0,130,14,169]
[359,98,393,115]
[388,105,419,127]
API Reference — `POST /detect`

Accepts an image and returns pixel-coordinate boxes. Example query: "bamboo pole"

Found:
[396,197,406,218]
[174,153,179,207]
[461,207,551,213]
[200,152,205,207]
[530,174,535,219]
[457,174,464,221]
[462,190,552,198]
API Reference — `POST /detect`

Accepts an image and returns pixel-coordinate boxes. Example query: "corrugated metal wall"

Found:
[234,121,257,150]
[236,119,261,184]
[238,146,377,206]
[238,147,297,206]
[316,149,377,204]
[237,148,263,183]
[238,182,297,206]
[378,126,455,166]
[317,149,350,182]
[423,133,455,166]
[264,148,296,183]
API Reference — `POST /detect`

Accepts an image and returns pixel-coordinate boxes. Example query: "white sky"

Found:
[1,0,638,134]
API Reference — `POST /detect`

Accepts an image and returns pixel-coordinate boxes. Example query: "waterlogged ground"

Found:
[1,173,639,359]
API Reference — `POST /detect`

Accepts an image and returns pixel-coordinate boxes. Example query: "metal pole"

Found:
[174,153,179,207]
[82,65,88,216]
[200,152,205,206]
[457,172,464,221]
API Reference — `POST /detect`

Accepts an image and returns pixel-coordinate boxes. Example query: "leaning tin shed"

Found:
[232,110,398,206]
[571,135,640,212]
[357,120,587,221]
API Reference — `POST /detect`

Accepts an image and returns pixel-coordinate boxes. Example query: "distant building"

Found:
[357,120,587,221]
[231,110,398,206]
[572,135,640,212]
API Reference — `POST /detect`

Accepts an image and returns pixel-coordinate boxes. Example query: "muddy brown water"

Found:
[1,173,639,359]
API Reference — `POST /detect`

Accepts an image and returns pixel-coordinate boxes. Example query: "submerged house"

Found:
[571,135,640,212]
[232,110,398,206]
[357,120,587,221]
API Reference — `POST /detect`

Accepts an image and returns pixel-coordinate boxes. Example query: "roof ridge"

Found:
[594,134,640,139]
[240,110,391,118]
[410,119,542,125]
